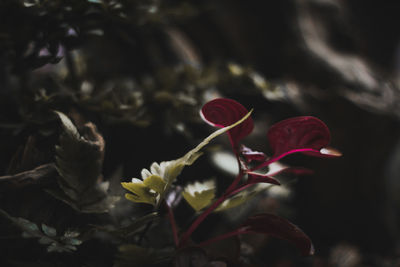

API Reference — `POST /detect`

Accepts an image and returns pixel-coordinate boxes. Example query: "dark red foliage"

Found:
[201,98,254,149]
[264,116,340,165]
[241,213,314,256]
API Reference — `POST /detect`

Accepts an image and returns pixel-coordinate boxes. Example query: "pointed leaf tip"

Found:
[267,116,339,161]
[242,213,314,256]
[201,98,254,148]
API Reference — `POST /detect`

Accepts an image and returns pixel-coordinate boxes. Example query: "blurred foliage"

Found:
[0,0,399,266]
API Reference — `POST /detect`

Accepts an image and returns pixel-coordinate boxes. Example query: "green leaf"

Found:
[182,180,216,211]
[121,181,157,205]
[143,175,167,194]
[42,224,57,237]
[52,111,118,213]
[122,110,253,207]
[39,236,54,245]
[0,209,82,253]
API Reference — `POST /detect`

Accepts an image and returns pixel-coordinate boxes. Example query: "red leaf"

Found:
[267,116,340,161]
[241,213,314,256]
[201,98,254,149]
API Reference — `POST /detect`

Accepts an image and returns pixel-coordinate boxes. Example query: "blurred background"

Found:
[0,0,399,266]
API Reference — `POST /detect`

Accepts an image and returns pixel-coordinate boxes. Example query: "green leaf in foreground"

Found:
[49,111,119,213]
[181,180,216,212]
[121,110,253,207]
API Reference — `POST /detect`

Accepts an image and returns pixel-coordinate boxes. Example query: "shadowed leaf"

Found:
[267,116,339,160]
[201,98,254,148]
[240,213,314,256]
[51,111,119,213]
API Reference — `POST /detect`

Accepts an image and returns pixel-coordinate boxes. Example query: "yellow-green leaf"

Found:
[215,190,257,212]
[182,189,215,212]
[121,182,157,206]
[143,175,166,194]
[181,180,216,211]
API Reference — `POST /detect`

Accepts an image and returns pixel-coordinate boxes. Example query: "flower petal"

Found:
[241,213,314,256]
[201,98,254,148]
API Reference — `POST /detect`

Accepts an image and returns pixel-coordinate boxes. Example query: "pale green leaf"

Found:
[182,180,216,211]
[215,183,274,212]
[41,224,57,237]
[182,189,215,212]
[143,175,166,194]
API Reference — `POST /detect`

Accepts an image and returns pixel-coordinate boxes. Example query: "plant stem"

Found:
[178,193,228,247]
[179,160,245,247]
[225,153,244,194]
[198,228,249,247]
[165,202,179,247]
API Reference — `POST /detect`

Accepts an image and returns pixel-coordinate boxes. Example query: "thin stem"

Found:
[165,202,179,247]
[178,193,229,247]
[225,152,244,194]
[198,228,249,247]
[179,153,245,247]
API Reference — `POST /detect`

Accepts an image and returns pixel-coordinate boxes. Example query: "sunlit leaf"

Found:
[122,110,252,206]
[201,98,254,148]
[143,175,167,194]
[121,181,157,206]
[182,180,216,211]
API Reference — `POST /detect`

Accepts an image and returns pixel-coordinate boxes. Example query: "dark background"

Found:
[0,0,399,266]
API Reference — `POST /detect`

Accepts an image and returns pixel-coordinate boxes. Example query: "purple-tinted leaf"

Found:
[247,172,280,185]
[265,116,340,165]
[241,213,314,256]
[240,145,267,163]
[201,98,254,148]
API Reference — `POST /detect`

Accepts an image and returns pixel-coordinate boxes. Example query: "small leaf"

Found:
[41,224,57,237]
[267,116,339,160]
[182,180,216,211]
[39,236,54,245]
[63,231,80,239]
[122,181,157,205]
[240,213,314,256]
[122,110,252,206]
[201,98,254,148]
[215,189,258,212]
[64,238,82,246]
[17,218,39,232]
[143,175,167,194]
